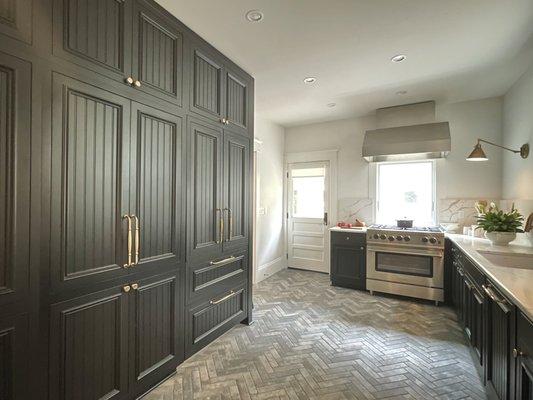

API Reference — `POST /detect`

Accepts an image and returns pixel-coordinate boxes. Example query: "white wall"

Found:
[502,62,533,218]
[254,116,286,282]
[285,97,504,225]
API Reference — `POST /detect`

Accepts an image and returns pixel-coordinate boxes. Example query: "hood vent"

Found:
[362,102,451,162]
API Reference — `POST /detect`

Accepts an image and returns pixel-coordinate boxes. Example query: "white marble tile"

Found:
[438,198,499,228]
[337,197,373,225]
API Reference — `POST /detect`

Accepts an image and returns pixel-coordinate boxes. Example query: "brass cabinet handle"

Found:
[210,290,236,305]
[132,215,140,265]
[122,215,133,268]
[215,208,222,243]
[134,80,142,88]
[513,348,524,358]
[482,284,511,314]
[209,255,236,266]
[125,77,134,85]
[123,285,131,293]
[224,208,232,240]
[131,283,139,290]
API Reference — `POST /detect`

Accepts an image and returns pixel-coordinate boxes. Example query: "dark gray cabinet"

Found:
[516,312,533,400]
[0,312,29,400]
[189,41,253,136]
[485,283,515,400]
[0,52,31,307]
[330,232,366,290]
[0,0,32,44]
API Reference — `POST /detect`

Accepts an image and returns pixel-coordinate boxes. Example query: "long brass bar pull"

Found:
[224,208,233,240]
[132,215,140,266]
[122,215,133,268]
[209,256,236,266]
[210,290,236,305]
[215,208,222,244]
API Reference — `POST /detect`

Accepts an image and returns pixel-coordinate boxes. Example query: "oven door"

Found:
[366,244,444,288]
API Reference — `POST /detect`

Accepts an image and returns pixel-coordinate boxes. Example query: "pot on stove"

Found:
[396,218,413,228]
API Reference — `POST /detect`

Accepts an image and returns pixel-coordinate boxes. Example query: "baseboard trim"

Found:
[255,256,286,283]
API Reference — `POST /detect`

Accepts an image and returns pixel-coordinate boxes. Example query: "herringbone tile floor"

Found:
[144,269,487,400]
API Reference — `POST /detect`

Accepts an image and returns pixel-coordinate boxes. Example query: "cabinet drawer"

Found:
[331,231,366,247]
[187,254,247,303]
[186,285,247,357]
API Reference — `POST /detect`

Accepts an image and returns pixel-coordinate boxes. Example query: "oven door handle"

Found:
[366,246,443,258]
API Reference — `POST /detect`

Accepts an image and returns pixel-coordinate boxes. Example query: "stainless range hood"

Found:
[362,102,451,162]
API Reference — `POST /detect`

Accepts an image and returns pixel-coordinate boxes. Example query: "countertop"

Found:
[329,226,367,233]
[447,234,533,320]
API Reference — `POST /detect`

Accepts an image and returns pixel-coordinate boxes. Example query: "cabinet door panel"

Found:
[0,0,32,44]
[225,69,251,135]
[53,0,132,81]
[49,286,129,400]
[222,131,249,251]
[50,73,131,292]
[187,118,223,262]
[0,52,31,307]
[330,244,366,290]
[130,274,182,390]
[0,313,29,400]
[132,0,183,105]
[190,46,224,121]
[130,103,184,276]
[186,285,246,357]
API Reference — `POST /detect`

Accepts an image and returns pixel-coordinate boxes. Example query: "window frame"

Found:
[375,159,437,226]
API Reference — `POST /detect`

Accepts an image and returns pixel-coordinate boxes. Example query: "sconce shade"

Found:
[466,143,488,161]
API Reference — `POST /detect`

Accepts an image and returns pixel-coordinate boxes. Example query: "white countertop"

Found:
[329,226,367,233]
[447,234,533,320]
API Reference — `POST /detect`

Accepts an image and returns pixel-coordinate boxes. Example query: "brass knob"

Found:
[126,77,134,85]
[131,283,139,290]
[123,285,131,293]
[513,348,524,358]
[134,80,142,88]
[225,119,230,125]
[221,118,227,124]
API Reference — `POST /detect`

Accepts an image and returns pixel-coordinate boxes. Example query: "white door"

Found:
[287,162,330,273]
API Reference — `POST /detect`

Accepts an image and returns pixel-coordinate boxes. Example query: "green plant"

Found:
[476,202,524,233]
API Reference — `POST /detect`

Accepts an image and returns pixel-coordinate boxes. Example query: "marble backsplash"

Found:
[337,197,532,229]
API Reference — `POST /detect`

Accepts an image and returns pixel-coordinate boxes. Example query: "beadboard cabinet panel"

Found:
[0,52,31,307]
[0,313,29,400]
[0,0,32,44]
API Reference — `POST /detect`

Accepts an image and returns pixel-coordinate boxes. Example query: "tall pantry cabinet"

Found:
[0,1,254,399]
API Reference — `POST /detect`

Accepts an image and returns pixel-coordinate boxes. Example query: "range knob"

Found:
[404,236,411,242]
[421,237,429,243]
[388,236,395,241]
[380,234,387,240]
[396,235,403,241]
[429,237,437,244]
[373,234,379,239]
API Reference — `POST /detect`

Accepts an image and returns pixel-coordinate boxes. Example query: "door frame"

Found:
[284,150,338,274]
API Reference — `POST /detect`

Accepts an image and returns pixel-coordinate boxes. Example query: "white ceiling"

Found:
[156,0,533,127]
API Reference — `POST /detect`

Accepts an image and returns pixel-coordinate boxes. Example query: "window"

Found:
[290,165,326,218]
[376,161,435,226]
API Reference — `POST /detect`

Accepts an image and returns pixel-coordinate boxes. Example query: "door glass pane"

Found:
[291,167,325,218]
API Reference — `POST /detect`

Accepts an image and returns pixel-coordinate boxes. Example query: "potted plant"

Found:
[476,202,524,245]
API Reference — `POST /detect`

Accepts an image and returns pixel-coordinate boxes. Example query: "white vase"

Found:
[484,231,517,246]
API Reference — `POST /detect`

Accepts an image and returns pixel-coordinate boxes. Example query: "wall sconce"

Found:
[466,139,529,161]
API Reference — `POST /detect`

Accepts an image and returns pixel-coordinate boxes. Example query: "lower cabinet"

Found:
[49,273,182,400]
[0,312,29,400]
[185,285,247,357]
[485,283,515,400]
[330,232,366,290]
[516,312,533,400]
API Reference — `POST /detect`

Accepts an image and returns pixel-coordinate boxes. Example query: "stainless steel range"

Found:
[366,224,445,305]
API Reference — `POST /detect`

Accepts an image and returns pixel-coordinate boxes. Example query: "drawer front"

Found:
[187,254,247,303]
[331,231,366,247]
[186,285,247,357]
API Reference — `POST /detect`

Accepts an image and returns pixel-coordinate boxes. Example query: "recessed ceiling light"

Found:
[327,103,336,108]
[395,90,407,95]
[391,54,406,63]
[303,77,317,84]
[245,10,264,22]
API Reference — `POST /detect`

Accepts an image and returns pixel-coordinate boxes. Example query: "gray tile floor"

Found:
[144,269,487,400]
